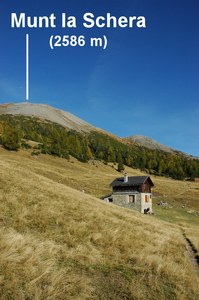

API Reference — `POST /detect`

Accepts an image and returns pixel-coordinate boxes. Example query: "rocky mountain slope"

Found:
[125,135,174,153]
[0,102,95,132]
[0,102,198,162]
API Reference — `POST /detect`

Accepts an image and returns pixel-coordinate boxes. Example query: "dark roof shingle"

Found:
[110,176,154,187]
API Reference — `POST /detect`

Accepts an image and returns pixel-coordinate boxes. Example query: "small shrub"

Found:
[31,151,40,156]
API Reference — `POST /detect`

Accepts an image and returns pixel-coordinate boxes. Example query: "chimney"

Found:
[124,173,128,183]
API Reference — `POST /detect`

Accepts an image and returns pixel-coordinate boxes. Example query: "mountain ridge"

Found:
[0,102,95,132]
[125,135,175,153]
[0,102,198,159]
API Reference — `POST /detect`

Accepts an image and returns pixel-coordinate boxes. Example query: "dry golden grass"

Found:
[0,147,199,299]
[183,225,199,255]
[121,166,199,211]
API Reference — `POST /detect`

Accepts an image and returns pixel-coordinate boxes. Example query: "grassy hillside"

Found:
[0,148,199,299]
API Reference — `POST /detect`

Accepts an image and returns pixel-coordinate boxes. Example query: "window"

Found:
[129,195,135,203]
[145,195,150,203]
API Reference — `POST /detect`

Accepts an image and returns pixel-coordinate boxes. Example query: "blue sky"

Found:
[0,0,199,156]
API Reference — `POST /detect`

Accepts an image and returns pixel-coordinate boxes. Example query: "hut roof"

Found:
[110,176,154,187]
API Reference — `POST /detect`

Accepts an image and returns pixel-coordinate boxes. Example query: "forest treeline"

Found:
[0,114,199,180]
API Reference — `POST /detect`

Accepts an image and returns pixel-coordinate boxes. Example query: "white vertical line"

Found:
[26,34,29,100]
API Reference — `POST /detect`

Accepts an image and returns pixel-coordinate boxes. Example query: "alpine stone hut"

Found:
[109,174,154,214]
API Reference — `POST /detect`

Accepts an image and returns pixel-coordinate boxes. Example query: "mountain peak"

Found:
[125,135,174,153]
[0,102,94,132]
